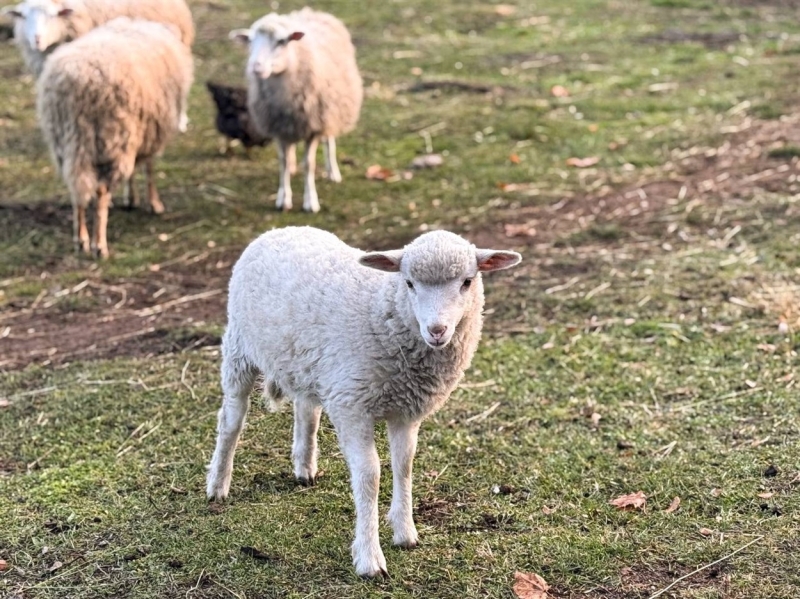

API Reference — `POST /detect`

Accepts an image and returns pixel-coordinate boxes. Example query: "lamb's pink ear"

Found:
[57,7,73,16]
[288,31,304,41]
[359,250,403,272]
[228,28,251,44]
[476,250,522,272]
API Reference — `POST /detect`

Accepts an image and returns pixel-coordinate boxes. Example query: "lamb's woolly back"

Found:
[7,0,194,76]
[36,17,193,205]
[247,8,362,142]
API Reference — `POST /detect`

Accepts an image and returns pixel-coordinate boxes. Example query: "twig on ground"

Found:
[545,277,580,295]
[181,360,197,400]
[647,536,764,599]
[464,401,501,424]
[135,289,223,317]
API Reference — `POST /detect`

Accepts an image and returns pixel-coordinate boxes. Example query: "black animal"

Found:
[206,81,271,155]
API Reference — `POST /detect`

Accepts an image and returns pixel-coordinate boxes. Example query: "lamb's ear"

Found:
[288,31,304,41]
[57,7,73,17]
[229,28,251,44]
[359,250,403,272]
[476,249,522,272]
[1,5,23,18]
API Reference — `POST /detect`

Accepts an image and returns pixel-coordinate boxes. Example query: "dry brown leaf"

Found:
[365,164,394,180]
[588,123,599,133]
[509,153,521,164]
[0,559,7,571]
[504,223,537,238]
[495,4,517,16]
[513,571,549,599]
[566,156,600,168]
[541,505,556,515]
[665,496,681,514]
[550,85,570,98]
[48,560,63,573]
[757,492,774,499]
[609,491,647,511]
[699,527,714,536]
[0,398,9,408]
[411,154,443,169]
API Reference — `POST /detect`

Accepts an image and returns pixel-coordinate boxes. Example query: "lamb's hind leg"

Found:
[206,341,258,501]
[302,136,320,213]
[328,409,387,578]
[387,418,421,548]
[276,140,294,211]
[323,137,342,183]
[145,157,165,215]
[292,396,322,485]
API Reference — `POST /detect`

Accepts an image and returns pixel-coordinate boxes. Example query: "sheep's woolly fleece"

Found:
[36,17,194,206]
[225,227,485,420]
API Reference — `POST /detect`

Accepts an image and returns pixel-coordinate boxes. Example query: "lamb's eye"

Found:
[462,278,473,289]
[406,280,414,289]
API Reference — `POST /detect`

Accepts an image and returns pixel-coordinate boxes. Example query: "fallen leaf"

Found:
[590,412,601,428]
[424,470,439,478]
[541,505,556,515]
[509,153,521,164]
[710,488,722,497]
[757,492,774,499]
[513,571,549,599]
[609,491,647,511]
[504,223,537,238]
[588,123,599,132]
[157,233,169,242]
[550,85,570,98]
[48,561,63,573]
[495,4,516,16]
[411,153,443,169]
[240,546,276,563]
[566,156,600,168]
[665,496,681,514]
[0,559,7,571]
[365,164,393,180]
[778,321,789,334]
[699,527,714,536]
[148,264,161,272]
[0,398,9,408]
[169,486,187,495]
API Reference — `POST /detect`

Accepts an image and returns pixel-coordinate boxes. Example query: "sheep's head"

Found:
[230,15,304,79]
[360,231,521,349]
[2,0,73,52]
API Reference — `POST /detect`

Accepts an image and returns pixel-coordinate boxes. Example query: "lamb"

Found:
[2,0,195,77]
[206,226,521,577]
[36,17,194,258]
[230,8,363,212]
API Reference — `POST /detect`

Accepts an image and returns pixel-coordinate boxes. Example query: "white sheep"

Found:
[2,0,195,77]
[230,9,363,213]
[206,226,521,577]
[36,17,194,258]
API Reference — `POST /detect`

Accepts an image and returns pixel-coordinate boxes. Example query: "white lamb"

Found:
[206,226,521,577]
[230,9,363,212]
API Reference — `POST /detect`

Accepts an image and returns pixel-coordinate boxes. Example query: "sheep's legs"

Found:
[292,397,322,485]
[92,184,111,259]
[123,173,139,209]
[386,418,421,548]
[276,140,294,211]
[287,144,297,176]
[303,136,320,213]
[330,412,387,578]
[207,345,257,501]
[73,203,90,254]
[145,158,165,215]
[323,137,342,183]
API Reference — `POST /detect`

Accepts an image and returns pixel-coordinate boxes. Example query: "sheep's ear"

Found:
[229,28,251,44]
[476,250,521,272]
[57,7,73,16]
[288,31,304,42]
[359,250,403,272]
[1,5,23,18]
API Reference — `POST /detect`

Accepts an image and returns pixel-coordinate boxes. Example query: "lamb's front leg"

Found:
[329,411,387,578]
[387,418,421,548]
[323,137,342,183]
[302,136,320,213]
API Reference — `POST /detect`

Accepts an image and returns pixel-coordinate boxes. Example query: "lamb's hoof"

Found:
[93,246,109,260]
[150,202,165,215]
[358,567,389,580]
[394,539,418,550]
[328,171,342,183]
[296,475,316,487]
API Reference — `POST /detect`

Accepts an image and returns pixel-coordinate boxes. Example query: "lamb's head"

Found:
[360,231,521,349]
[2,0,73,52]
[230,15,304,80]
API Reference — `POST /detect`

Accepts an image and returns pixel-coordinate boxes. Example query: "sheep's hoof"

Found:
[296,476,316,487]
[394,540,418,550]
[359,568,389,580]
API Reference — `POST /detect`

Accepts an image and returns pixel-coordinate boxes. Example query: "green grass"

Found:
[2,0,800,597]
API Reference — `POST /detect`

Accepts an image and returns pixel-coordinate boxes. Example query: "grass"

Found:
[2,0,800,597]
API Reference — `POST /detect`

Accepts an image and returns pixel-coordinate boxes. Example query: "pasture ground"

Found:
[1,0,799,597]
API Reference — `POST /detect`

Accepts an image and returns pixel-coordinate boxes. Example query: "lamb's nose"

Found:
[428,324,447,339]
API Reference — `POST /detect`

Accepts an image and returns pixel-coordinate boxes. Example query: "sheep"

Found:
[230,8,363,213]
[206,81,271,157]
[1,0,195,77]
[36,17,194,258]
[206,226,521,577]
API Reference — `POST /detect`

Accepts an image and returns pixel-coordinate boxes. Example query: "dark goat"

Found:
[206,81,271,154]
